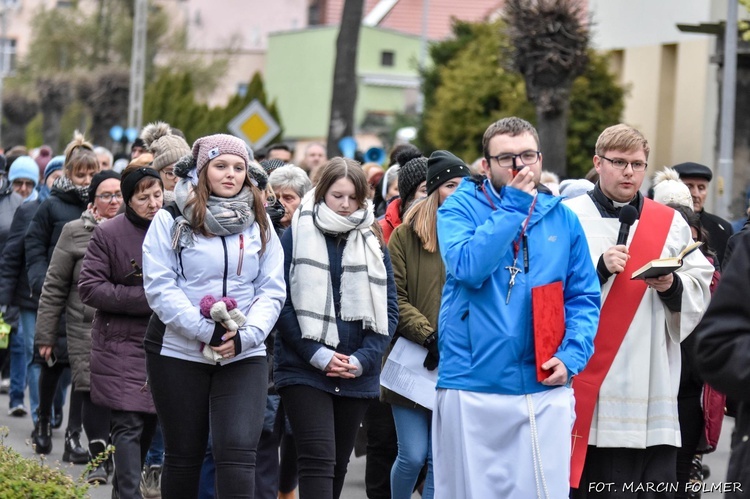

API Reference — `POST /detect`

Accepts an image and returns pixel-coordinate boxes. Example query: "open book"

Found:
[631,241,703,280]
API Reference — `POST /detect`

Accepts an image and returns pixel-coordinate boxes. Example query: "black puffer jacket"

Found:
[25,187,87,296]
[0,201,41,310]
[693,228,750,498]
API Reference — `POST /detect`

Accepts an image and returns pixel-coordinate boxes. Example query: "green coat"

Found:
[381,220,445,409]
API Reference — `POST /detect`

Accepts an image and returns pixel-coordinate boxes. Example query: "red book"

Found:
[532,281,565,382]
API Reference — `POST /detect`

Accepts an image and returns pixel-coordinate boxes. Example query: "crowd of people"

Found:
[0,116,746,499]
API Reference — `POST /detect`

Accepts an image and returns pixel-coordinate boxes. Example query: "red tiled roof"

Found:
[322,0,503,40]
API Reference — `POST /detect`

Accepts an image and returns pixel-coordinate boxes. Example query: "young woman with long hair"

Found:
[383,150,469,499]
[274,157,399,499]
[142,134,285,498]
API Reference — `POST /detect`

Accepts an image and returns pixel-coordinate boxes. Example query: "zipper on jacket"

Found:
[221,237,228,297]
[237,234,244,276]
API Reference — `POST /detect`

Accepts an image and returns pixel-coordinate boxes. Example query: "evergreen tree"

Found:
[420,19,625,180]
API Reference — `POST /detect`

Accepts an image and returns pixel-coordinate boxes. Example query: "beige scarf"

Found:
[289,191,388,347]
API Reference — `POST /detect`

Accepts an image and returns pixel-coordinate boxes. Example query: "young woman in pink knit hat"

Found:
[143,134,286,498]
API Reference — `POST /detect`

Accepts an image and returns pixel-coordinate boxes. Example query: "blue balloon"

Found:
[109,125,124,142]
[125,127,139,143]
[338,136,357,159]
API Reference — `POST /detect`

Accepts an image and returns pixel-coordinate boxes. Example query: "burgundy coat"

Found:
[78,214,155,414]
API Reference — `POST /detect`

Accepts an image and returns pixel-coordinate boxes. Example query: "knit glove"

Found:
[198,295,247,362]
[422,332,439,371]
[209,301,247,332]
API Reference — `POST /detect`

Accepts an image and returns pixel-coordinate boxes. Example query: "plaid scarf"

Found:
[171,178,255,250]
[289,191,389,348]
[53,175,89,204]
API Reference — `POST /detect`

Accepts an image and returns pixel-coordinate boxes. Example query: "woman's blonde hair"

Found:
[402,190,440,253]
[63,131,98,177]
[185,163,270,255]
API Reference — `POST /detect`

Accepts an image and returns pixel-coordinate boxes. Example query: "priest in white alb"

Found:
[565,124,713,498]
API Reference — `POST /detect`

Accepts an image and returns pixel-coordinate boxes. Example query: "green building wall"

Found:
[266,26,425,140]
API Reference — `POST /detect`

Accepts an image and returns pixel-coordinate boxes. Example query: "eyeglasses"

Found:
[12,180,35,188]
[96,192,123,202]
[598,155,648,172]
[488,150,541,169]
[162,169,175,179]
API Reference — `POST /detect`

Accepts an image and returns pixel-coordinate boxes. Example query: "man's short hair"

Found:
[267,143,292,154]
[482,117,540,160]
[595,124,650,160]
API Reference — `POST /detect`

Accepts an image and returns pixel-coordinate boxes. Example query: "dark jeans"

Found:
[254,397,298,499]
[363,399,398,499]
[279,385,371,499]
[147,354,267,499]
[110,410,157,499]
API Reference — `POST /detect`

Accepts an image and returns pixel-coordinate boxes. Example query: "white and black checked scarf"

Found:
[289,191,388,348]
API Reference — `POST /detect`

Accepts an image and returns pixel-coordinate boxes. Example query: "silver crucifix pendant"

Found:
[505,262,522,304]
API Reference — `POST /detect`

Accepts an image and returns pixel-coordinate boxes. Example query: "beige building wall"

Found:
[588,0,727,208]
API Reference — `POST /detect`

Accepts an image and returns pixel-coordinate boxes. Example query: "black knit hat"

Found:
[88,170,121,202]
[426,150,470,196]
[397,149,428,204]
[121,167,161,205]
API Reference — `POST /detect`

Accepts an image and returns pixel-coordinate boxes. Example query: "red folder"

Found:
[532,281,565,382]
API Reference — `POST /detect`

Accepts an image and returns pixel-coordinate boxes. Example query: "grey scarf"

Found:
[171,178,256,250]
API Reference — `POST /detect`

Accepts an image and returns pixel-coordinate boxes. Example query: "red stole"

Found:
[570,198,674,488]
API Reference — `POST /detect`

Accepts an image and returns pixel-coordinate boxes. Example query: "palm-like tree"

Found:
[504,0,589,177]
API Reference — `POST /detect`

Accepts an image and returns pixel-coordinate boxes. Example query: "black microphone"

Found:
[616,205,638,246]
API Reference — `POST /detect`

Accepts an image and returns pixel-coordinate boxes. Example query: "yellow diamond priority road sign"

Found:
[228,99,280,149]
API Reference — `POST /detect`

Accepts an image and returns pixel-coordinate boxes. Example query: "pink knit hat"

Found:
[192,134,250,176]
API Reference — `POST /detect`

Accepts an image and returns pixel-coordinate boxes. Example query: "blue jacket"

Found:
[436,178,600,395]
[274,229,399,398]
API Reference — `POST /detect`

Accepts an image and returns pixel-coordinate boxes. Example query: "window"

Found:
[237,83,248,98]
[381,50,394,67]
[308,0,322,26]
[0,38,16,75]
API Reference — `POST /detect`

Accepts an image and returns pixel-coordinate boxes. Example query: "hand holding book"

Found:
[630,241,702,280]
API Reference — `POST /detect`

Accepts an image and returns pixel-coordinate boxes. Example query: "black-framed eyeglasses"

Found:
[598,155,648,172]
[96,192,123,202]
[488,150,541,169]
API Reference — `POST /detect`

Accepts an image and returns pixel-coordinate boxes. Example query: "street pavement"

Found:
[0,388,737,498]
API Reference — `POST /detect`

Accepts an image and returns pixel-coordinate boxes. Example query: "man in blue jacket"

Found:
[433,117,601,498]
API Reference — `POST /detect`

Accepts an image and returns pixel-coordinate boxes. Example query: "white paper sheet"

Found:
[380,336,438,410]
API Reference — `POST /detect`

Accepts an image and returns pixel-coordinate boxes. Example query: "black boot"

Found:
[32,412,52,454]
[86,440,109,485]
[62,428,89,464]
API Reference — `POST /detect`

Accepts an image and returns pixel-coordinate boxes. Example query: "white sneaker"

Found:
[0,378,9,394]
[8,404,27,417]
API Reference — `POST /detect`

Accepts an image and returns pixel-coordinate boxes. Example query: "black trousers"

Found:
[279,385,371,499]
[254,398,298,499]
[571,445,679,499]
[363,399,398,499]
[147,354,267,499]
[110,410,157,499]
